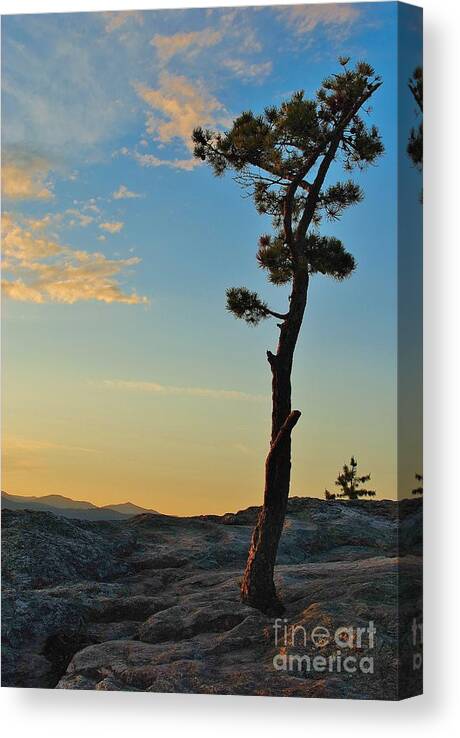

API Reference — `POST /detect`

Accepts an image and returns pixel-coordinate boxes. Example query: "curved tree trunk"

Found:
[240,270,309,614]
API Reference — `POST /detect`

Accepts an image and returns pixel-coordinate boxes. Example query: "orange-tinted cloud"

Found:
[103,11,144,33]
[1,213,147,305]
[99,221,124,234]
[152,28,222,62]
[112,184,142,200]
[135,74,230,152]
[2,159,53,201]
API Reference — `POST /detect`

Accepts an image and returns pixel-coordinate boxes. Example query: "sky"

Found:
[1,3,423,515]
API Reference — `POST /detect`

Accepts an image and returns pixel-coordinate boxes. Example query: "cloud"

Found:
[131,151,200,172]
[82,198,101,214]
[223,59,272,82]
[217,8,262,53]
[5,437,95,454]
[152,28,223,62]
[2,158,53,200]
[112,184,142,200]
[65,209,94,227]
[2,280,47,303]
[233,443,254,456]
[103,11,144,33]
[21,207,95,233]
[25,215,54,231]
[1,213,147,305]
[100,379,266,402]
[2,15,140,156]
[278,3,360,38]
[3,436,95,473]
[1,213,62,262]
[134,73,230,153]
[99,221,124,234]
[2,12,264,168]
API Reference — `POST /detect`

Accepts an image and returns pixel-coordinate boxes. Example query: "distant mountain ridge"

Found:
[1,491,159,521]
[2,493,98,510]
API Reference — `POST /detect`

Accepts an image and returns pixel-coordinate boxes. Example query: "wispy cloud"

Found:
[2,15,140,157]
[100,379,266,402]
[2,436,96,473]
[99,221,124,234]
[233,443,254,456]
[24,208,93,232]
[2,157,53,200]
[277,3,360,40]
[152,28,223,63]
[215,8,262,53]
[102,10,144,34]
[4,437,95,454]
[2,213,147,305]
[130,150,200,172]
[223,59,272,82]
[65,209,94,227]
[112,184,142,200]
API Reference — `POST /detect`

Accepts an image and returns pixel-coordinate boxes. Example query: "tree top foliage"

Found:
[193,58,384,325]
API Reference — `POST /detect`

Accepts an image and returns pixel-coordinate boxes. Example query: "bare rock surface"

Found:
[2,510,136,588]
[1,497,422,698]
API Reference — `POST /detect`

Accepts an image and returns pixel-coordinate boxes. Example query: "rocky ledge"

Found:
[1,497,422,699]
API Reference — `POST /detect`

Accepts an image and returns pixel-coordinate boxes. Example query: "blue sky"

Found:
[1,3,422,513]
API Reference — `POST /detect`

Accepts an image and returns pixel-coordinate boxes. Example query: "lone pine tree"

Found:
[325,456,376,501]
[193,59,383,614]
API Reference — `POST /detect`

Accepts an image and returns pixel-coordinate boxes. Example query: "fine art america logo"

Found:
[272,619,376,675]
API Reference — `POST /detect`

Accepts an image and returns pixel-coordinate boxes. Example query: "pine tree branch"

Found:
[266,308,289,320]
[268,410,301,457]
[295,81,382,244]
[283,144,325,248]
